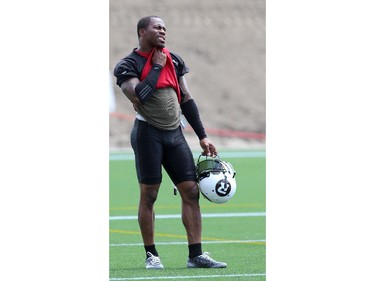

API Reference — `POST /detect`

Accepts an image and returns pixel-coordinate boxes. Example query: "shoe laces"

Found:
[201,252,213,259]
[192,252,214,263]
[146,252,161,265]
[199,252,226,267]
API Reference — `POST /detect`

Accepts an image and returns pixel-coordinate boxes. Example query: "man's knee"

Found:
[177,181,200,202]
[140,184,160,208]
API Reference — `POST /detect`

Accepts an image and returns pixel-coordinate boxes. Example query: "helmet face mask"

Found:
[196,156,237,204]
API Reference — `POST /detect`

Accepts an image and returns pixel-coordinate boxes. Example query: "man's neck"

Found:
[136,45,153,53]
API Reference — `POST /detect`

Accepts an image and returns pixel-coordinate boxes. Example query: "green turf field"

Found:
[109,150,266,280]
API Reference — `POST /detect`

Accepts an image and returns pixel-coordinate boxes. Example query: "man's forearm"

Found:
[181,99,207,140]
[135,64,163,104]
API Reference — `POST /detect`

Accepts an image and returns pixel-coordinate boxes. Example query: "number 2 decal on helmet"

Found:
[196,155,237,204]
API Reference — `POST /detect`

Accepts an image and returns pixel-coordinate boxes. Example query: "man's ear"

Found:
[139,28,145,38]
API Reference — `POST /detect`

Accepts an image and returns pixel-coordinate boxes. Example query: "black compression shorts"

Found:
[130,119,197,185]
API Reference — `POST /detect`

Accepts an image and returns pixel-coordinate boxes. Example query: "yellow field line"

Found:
[109,229,265,245]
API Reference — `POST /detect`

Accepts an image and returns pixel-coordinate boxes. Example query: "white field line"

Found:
[110,150,265,161]
[110,212,265,221]
[109,273,266,280]
[110,239,266,247]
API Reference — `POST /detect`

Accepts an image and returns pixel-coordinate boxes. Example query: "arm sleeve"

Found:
[180,99,207,140]
[134,64,163,104]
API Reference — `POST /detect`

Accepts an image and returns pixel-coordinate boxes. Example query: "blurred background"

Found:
[109,0,265,151]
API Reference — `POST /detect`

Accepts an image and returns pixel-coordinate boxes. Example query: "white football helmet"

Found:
[196,155,237,204]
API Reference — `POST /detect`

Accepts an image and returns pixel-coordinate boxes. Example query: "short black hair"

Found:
[137,16,161,38]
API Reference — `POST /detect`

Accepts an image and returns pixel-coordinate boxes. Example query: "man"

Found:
[113,16,226,269]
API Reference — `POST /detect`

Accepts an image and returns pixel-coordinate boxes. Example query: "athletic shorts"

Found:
[130,119,197,185]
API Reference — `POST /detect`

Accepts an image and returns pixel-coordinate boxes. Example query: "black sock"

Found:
[144,244,159,259]
[188,243,202,259]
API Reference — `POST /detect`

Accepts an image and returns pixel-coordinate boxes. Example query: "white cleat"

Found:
[145,252,164,269]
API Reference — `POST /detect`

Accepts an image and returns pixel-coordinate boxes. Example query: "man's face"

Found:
[142,17,166,48]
